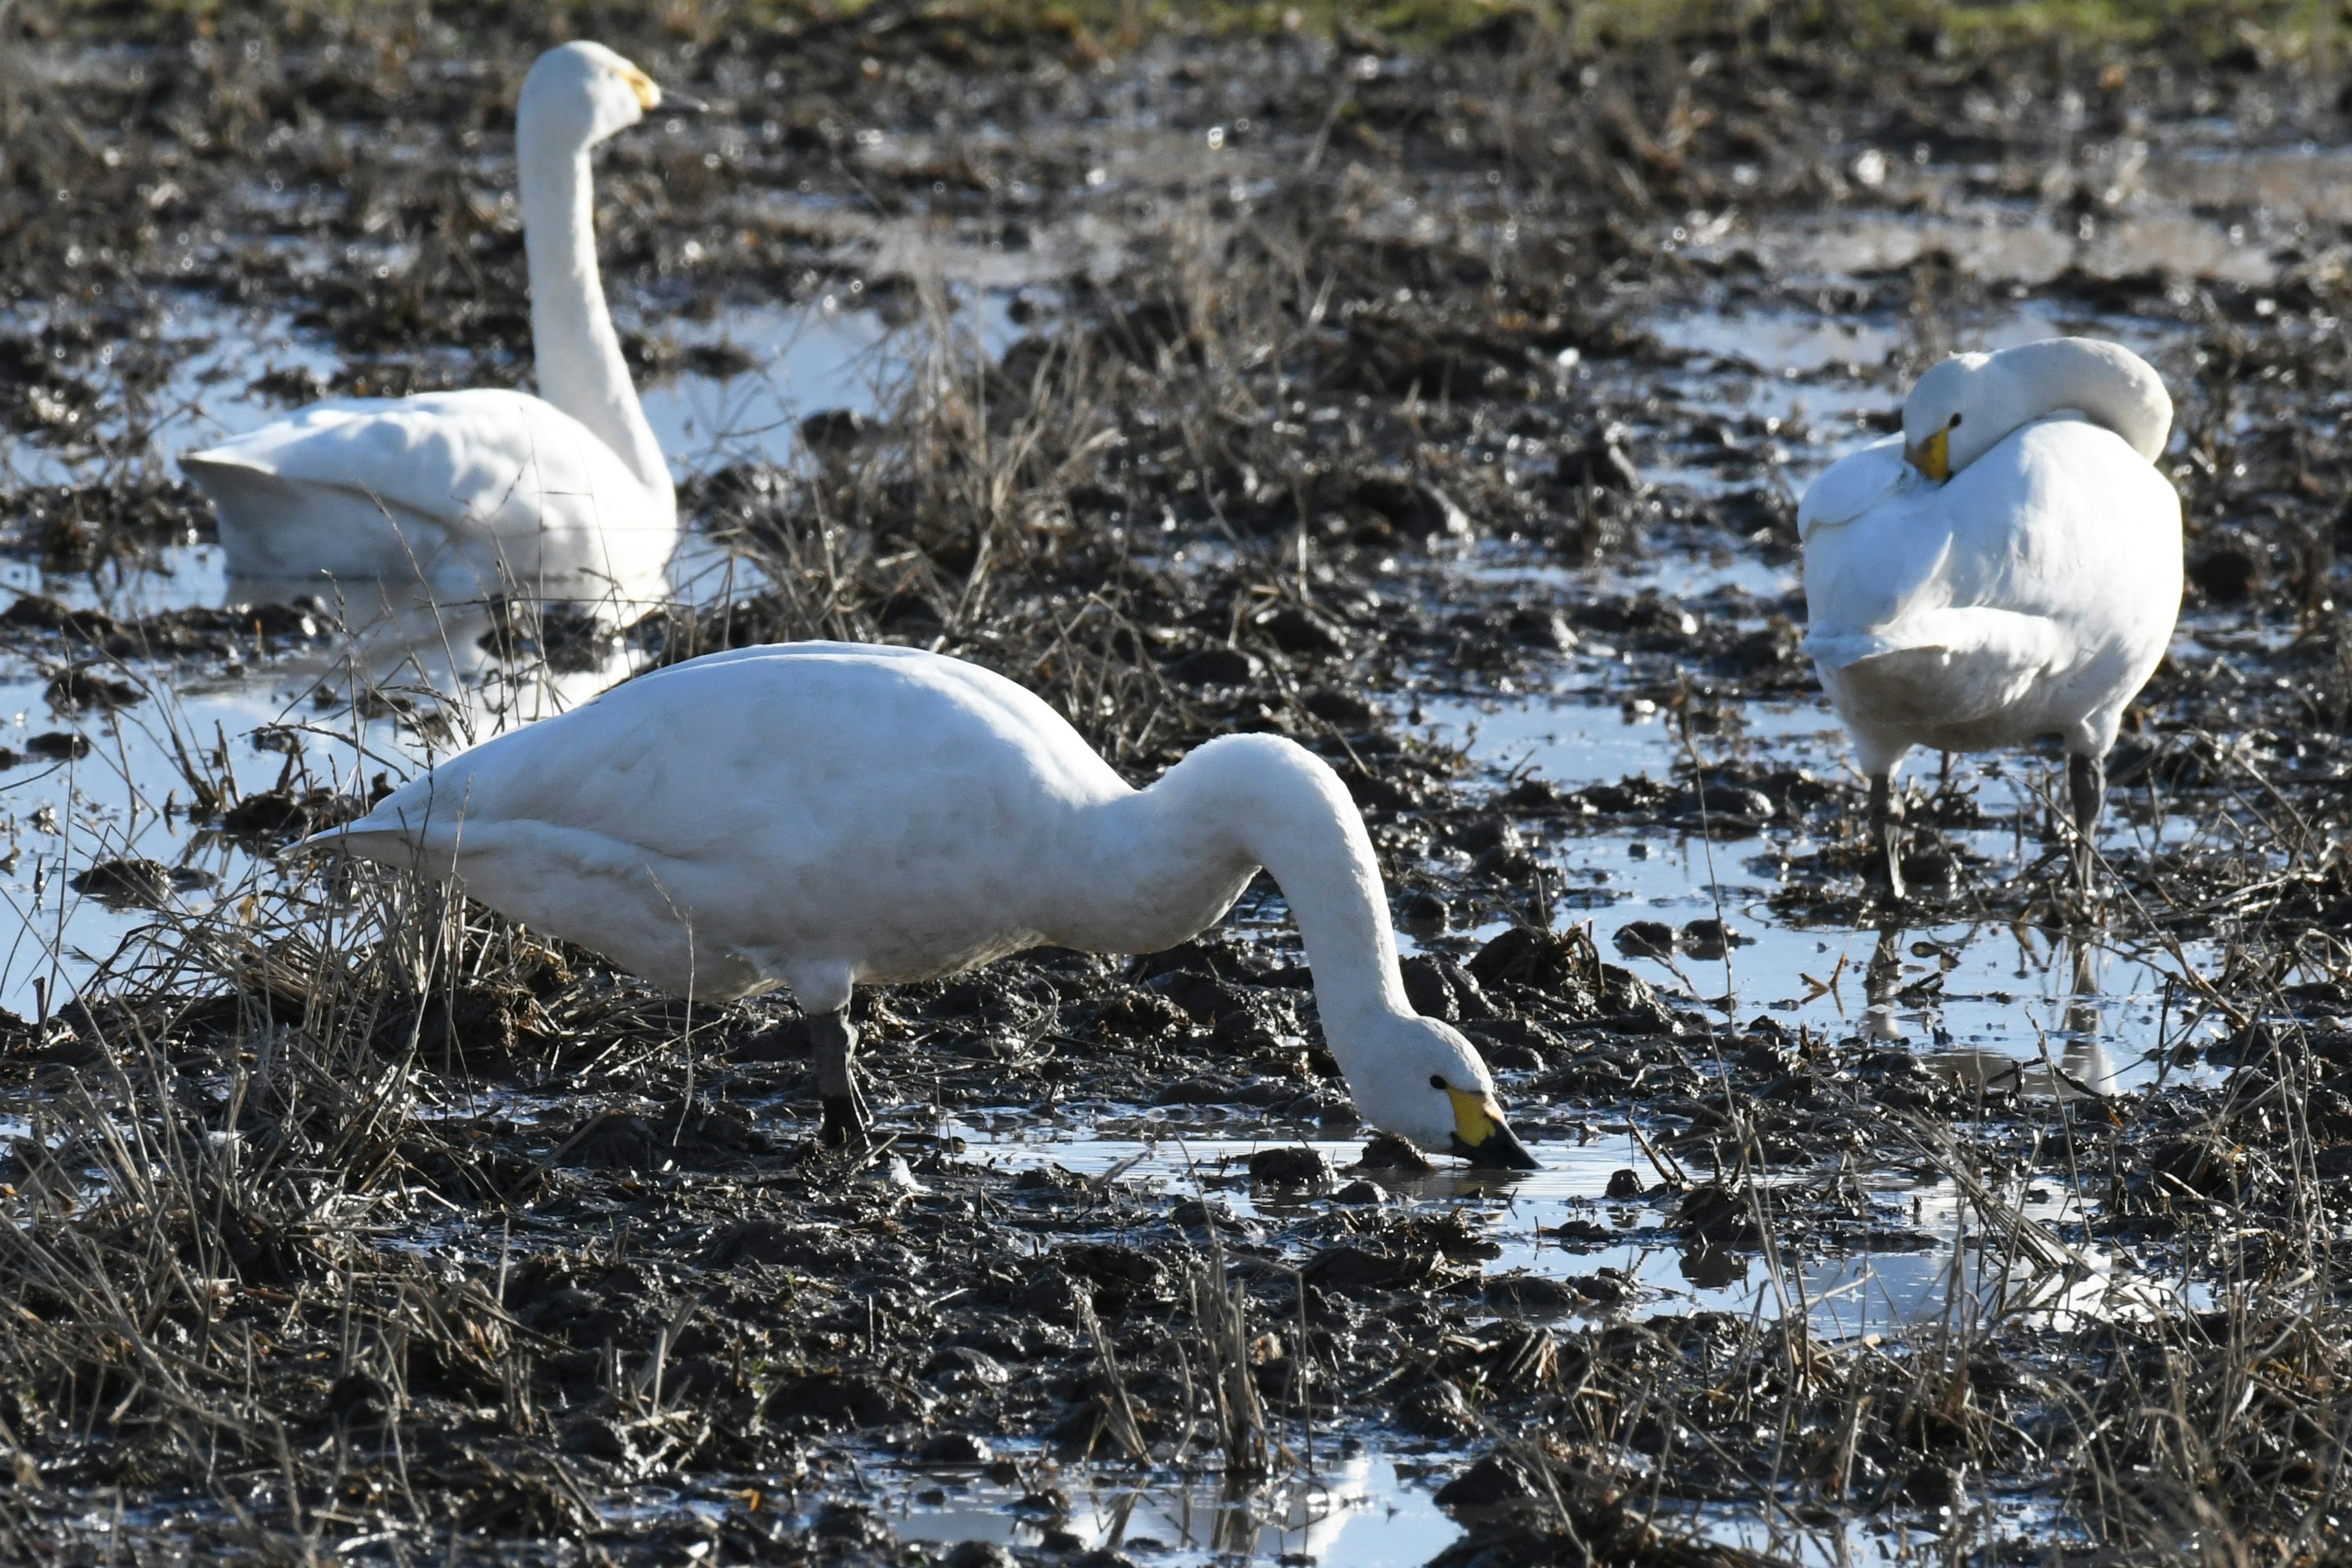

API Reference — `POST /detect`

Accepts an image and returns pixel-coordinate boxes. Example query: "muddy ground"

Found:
[1,2,2351,1564]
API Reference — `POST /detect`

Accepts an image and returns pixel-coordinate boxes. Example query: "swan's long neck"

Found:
[516,111,671,503]
[1997,337,2173,462]
[1078,734,1415,1046]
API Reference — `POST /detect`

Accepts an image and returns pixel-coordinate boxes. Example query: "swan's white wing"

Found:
[1796,435,1907,541]
[304,646,1125,997]
[1808,605,2064,669]
[311,646,1121,880]
[184,390,675,589]
[186,391,649,535]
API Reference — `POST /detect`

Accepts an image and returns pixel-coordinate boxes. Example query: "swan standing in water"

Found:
[1798,337,2180,897]
[295,643,1539,1169]
[183,42,690,598]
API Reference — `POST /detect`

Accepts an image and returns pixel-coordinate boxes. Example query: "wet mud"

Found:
[1,4,2350,1565]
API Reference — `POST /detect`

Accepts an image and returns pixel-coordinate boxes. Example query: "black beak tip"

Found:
[662,89,710,115]
[1453,1126,1540,1172]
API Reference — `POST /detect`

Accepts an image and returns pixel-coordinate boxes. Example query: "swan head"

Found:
[1902,337,2174,481]
[521,42,680,148]
[1343,1013,1539,1170]
[1900,351,1994,481]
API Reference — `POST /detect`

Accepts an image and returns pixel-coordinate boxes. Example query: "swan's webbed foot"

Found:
[2067,753,2106,898]
[1869,774,1906,902]
[812,1011,872,1148]
[820,1094,872,1147]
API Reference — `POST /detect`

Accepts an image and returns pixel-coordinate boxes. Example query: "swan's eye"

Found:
[1948,413,1964,428]
[1429,1074,1448,1090]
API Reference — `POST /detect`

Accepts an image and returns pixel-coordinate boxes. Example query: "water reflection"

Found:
[227,560,666,717]
[946,1115,2198,1340]
[1922,938,2116,1098]
[1415,677,2211,1093]
[887,1453,1460,1568]
[0,549,677,1016]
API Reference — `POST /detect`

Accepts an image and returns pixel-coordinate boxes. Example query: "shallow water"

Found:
[1517,270,2227,1099]
[0,170,2248,1363]
[1686,127,2331,294]
[1,285,1020,494]
[942,1116,2190,1341]
[1408,677,2215,1095]
[883,1453,1461,1567]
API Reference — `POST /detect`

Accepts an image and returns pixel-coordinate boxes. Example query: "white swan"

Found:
[183,42,688,599]
[295,642,1538,1167]
[1798,337,2181,897]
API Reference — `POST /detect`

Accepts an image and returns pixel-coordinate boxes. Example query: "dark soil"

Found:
[2,3,2350,1565]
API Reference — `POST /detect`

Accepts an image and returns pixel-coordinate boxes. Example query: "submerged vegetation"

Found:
[0,0,2350,1564]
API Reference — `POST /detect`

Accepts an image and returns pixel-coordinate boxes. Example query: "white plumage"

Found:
[1799,336,2182,895]
[183,43,683,599]
[299,642,1537,1168]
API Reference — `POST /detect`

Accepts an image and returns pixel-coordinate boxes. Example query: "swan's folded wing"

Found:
[184,391,630,535]
[1796,436,1906,541]
[1806,606,2066,720]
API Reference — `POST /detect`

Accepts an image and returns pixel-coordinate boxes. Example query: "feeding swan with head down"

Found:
[294,643,1539,1170]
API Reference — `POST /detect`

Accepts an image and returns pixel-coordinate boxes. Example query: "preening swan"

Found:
[1798,337,2181,897]
[182,42,690,598]
[296,642,1539,1169]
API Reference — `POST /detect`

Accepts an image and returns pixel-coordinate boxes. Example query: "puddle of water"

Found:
[1457,552,1801,608]
[0,535,699,1019]
[1638,296,2194,496]
[1691,1496,2063,1567]
[942,1117,2188,1340]
[1651,314,1905,377]
[1700,202,2277,290]
[883,1453,1459,1567]
[627,290,1023,475]
[1409,677,2214,1095]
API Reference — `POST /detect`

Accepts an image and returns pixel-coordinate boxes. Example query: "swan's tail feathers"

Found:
[181,450,287,507]
[1806,606,2064,672]
[182,453,338,564]
[1808,607,2065,728]
[279,823,421,868]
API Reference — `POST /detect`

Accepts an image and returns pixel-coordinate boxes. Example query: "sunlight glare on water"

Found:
[940,1118,2190,1341]
[883,1454,1461,1568]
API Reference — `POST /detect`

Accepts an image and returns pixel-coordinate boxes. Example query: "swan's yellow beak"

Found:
[1905,426,1951,481]
[1447,1088,1539,1170]
[618,66,662,111]
[617,65,704,114]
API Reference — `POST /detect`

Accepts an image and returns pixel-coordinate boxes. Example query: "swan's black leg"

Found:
[2068,753,2106,894]
[812,1011,871,1147]
[1869,774,1906,902]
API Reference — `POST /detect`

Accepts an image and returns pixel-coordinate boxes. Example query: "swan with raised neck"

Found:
[298,642,1539,1169]
[516,41,670,497]
[180,41,685,598]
